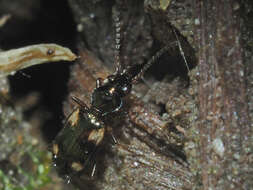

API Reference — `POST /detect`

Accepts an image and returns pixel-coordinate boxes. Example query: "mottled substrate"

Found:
[183,68,203,189]
[145,0,195,50]
[185,1,253,189]
[144,68,200,188]
[243,0,253,143]
[0,78,52,190]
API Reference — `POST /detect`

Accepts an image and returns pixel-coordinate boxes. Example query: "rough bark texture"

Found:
[1,0,252,189]
[185,0,253,189]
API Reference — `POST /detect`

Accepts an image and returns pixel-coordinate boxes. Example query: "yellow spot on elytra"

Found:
[88,128,105,145]
[53,143,59,155]
[68,108,80,127]
[71,162,84,172]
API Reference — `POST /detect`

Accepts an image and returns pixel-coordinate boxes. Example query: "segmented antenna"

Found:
[71,96,89,112]
[172,28,190,73]
[132,41,178,82]
[114,9,122,73]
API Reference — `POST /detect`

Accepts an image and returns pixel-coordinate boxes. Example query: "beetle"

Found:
[52,7,178,183]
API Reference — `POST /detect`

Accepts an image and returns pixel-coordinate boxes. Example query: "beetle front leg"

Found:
[96,78,104,88]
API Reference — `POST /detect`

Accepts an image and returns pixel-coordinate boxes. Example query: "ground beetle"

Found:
[52,7,178,183]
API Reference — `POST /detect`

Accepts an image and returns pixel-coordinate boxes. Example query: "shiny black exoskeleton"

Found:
[52,6,177,182]
[52,61,148,181]
[91,64,144,115]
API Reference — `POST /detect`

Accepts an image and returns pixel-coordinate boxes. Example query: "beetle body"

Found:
[52,4,178,180]
[52,108,105,178]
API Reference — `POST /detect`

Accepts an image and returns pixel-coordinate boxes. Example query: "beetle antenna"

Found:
[172,28,190,73]
[91,163,96,177]
[113,6,122,74]
[133,41,177,82]
[71,96,89,112]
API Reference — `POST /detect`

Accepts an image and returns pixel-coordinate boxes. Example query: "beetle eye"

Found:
[119,84,132,96]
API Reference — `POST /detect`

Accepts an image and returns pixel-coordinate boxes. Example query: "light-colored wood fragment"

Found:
[0,44,77,77]
[0,14,11,28]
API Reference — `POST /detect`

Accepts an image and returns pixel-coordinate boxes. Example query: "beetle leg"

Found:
[111,133,118,144]
[71,96,89,112]
[91,163,96,177]
[96,78,104,88]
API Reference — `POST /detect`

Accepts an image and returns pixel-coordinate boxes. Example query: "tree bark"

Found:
[188,0,253,189]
